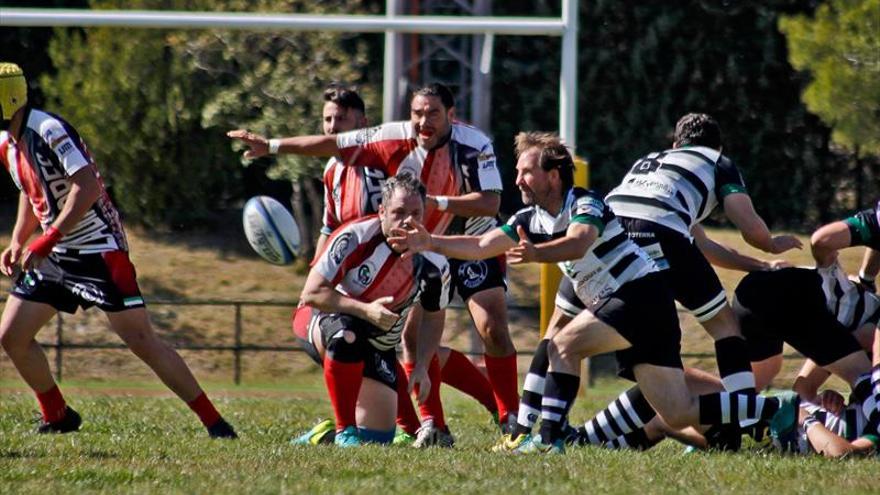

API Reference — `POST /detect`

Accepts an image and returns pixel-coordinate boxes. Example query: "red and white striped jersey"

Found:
[313,216,451,350]
[335,121,503,236]
[1,108,128,254]
[320,156,386,235]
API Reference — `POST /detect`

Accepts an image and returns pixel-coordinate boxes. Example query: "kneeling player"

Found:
[391,132,781,453]
[296,174,450,446]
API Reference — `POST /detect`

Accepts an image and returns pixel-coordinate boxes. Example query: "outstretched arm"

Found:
[226,130,339,159]
[692,224,790,271]
[388,219,516,260]
[723,193,802,254]
[507,223,597,265]
[427,191,500,218]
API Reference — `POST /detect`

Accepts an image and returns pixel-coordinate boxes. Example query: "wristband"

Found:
[27,226,63,257]
[268,138,281,154]
[435,196,449,212]
[802,414,820,432]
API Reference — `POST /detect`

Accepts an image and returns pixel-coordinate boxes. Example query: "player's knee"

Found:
[326,331,365,363]
[0,325,28,355]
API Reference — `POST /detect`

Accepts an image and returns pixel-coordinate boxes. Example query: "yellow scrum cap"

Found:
[0,63,27,121]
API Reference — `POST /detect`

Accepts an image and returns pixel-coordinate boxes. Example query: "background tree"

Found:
[193,0,381,256]
[779,0,880,207]
[42,0,243,229]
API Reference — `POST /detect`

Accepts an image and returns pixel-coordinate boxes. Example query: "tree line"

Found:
[1,0,877,258]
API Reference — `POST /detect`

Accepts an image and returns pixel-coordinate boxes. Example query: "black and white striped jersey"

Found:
[844,199,880,250]
[500,187,656,309]
[797,400,874,454]
[606,146,747,238]
[817,264,880,332]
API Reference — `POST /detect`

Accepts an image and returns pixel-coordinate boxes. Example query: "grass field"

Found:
[1,224,878,493]
[2,377,878,495]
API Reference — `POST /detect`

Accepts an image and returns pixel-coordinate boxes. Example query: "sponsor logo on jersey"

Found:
[356,262,375,286]
[329,233,353,265]
[457,259,488,289]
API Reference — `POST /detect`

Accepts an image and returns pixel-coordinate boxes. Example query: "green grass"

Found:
[1,378,878,494]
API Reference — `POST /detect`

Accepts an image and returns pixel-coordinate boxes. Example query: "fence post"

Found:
[55,313,63,382]
[234,303,242,385]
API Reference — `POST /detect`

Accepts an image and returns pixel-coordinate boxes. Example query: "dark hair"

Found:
[323,85,365,114]
[673,113,722,149]
[381,172,427,205]
[412,83,455,110]
[514,132,575,192]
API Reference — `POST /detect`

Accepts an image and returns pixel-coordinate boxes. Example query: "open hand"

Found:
[226,129,269,159]
[506,226,536,264]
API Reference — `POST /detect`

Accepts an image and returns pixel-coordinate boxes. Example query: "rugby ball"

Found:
[242,196,302,265]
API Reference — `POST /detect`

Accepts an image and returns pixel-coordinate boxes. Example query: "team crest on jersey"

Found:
[458,260,488,289]
[329,233,354,265]
[356,262,375,286]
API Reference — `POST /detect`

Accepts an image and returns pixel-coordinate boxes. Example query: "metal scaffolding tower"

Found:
[384,0,492,132]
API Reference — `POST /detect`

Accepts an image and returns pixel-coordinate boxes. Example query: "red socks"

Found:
[404,357,446,428]
[484,353,520,424]
[395,361,421,435]
[187,392,221,428]
[441,349,497,414]
[35,385,67,423]
[323,356,364,431]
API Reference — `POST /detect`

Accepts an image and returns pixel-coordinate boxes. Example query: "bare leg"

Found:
[107,307,203,402]
[355,378,398,431]
[0,296,59,393]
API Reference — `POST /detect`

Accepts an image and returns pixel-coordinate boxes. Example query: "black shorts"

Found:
[291,305,398,390]
[732,268,863,366]
[449,255,507,301]
[11,251,145,314]
[590,273,683,381]
[618,217,727,322]
[555,276,586,318]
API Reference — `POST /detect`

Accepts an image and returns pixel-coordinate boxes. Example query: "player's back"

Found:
[606,146,744,238]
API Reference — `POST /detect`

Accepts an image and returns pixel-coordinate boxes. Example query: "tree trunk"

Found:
[290,179,314,257]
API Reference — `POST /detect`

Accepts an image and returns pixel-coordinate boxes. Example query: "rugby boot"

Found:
[512,433,564,455]
[392,430,416,446]
[207,418,238,439]
[334,426,361,447]
[492,432,532,453]
[36,406,81,434]
[291,419,335,445]
[412,422,455,448]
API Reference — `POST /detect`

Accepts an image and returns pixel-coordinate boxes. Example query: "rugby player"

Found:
[0,63,236,438]
[293,84,497,446]
[604,113,802,401]
[389,132,781,453]
[570,263,880,452]
[295,173,451,446]
[229,83,518,446]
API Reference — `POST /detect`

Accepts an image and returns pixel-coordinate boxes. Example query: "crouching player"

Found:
[296,174,450,446]
[390,132,781,453]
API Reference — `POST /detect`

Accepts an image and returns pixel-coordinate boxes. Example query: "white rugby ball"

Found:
[242,196,302,265]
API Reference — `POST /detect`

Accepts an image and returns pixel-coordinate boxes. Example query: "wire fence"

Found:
[0,296,806,386]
